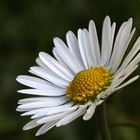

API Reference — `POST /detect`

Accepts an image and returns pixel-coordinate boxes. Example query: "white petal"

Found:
[111,28,135,72]
[97,88,114,100]
[95,98,104,106]
[37,109,75,124]
[16,75,58,89]
[35,121,57,136]
[100,16,112,65]
[56,106,87,127]
[30,66,68,88]
[39,52,73,80]
[101,16,116,66]
[16,108,31,112]
[108,22,127,68]
[23,118,41,130]
[53,37,84,73]
[88,20,100,65]
[78,29,88,68]
[111,64,139,88]
[18,96,67,104]
[83,29,95,66]
[53,47,74,74]
[32,104,77,119]
[118,52,140,75]
[104,22,116,67]
[18,88,66,96]
[17,97,69,109]
[66,31,84,67]
[21,103,74,118]
[83,104,96,120]
[116,36,140,73]
[30,103,72,118]
[108,22,116,62]
[114,75,139,91]
[109,18,133,72]
[36,57,47,69]
[45,104,77,116]
[20,108,45,116]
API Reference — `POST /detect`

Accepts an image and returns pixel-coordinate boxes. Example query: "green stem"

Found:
[96,102,112,140]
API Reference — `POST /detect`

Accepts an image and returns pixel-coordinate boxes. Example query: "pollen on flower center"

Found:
[66,66,111,104]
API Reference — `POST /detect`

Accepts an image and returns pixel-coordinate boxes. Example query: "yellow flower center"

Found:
[66,66,111,104]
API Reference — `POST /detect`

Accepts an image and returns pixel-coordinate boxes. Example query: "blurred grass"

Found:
[0,0,140,140]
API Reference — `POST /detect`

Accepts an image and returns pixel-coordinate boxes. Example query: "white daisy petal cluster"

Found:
[16,16,140,136]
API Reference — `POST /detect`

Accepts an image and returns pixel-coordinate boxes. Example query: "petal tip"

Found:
[39,51,45,57]
[56,122,61,127]
[83,115,89,121]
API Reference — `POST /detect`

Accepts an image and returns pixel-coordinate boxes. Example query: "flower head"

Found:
[16,16,140,136]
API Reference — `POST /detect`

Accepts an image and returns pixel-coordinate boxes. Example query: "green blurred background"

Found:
[0,0,140,140]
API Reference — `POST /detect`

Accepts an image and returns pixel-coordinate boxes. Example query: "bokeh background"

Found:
[0,0,140,140]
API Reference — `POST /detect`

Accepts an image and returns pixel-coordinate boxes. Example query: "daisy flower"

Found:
[16,16,140,136]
